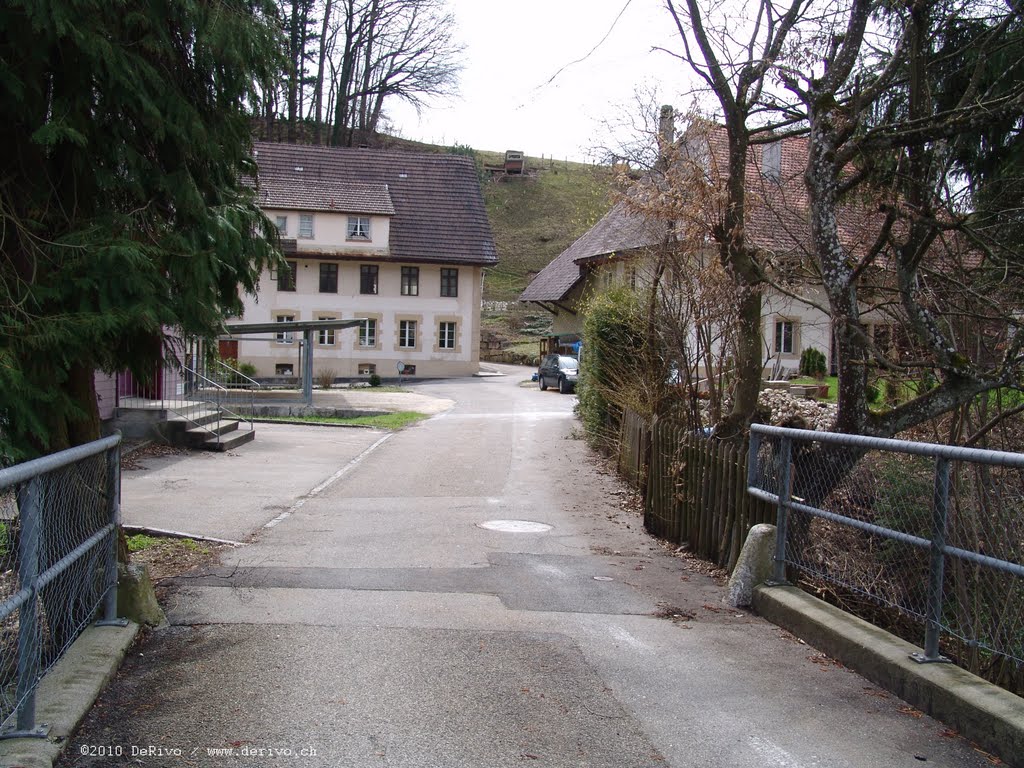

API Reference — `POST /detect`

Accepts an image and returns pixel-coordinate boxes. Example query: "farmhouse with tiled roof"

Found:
[521,125,891,376]
[227,142,498,379]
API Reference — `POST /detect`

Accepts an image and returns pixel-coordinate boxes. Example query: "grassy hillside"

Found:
[475,151,616,302]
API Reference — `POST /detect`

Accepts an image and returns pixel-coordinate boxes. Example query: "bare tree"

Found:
[662,0,808,440]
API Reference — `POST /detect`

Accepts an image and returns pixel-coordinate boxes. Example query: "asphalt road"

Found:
[57,365,994,768]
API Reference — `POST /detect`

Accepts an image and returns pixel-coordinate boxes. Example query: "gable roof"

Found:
[253,142,498,266]
[521,124,885,302]
[519,200,664,301]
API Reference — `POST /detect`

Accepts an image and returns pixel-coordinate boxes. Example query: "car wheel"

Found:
[559,377,571,394]
[539,375,548,391]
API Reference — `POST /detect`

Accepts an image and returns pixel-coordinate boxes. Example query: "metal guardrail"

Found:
[0,435,124,738]
[747,424,1024,672]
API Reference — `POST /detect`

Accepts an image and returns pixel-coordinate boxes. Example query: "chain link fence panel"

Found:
[748,425,1024,694]
[0,435,120,736]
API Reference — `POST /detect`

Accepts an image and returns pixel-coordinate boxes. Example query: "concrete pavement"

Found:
[48,365,1005,767]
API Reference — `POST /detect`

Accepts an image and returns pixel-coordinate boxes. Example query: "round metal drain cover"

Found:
[477,520,553,533]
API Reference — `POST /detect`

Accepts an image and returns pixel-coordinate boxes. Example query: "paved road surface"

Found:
[58,365,993,767]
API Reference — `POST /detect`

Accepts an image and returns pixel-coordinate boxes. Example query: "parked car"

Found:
[538,354,578,394]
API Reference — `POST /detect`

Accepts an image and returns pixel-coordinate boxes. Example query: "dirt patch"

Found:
[127,536,229,601]
[121,442,187,471]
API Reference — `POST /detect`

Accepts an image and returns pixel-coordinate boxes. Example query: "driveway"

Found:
[59,365,992,767]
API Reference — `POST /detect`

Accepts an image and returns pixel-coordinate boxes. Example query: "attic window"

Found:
[398,172,408,179]
[294,166,304,172]
[762,141,781,182]
[347,216,370,240]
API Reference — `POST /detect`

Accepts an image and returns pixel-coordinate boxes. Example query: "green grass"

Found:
[257,411,429,430]
[126,533,162,553]
[481,158,615,301]
[126,533,207,553]
[789,376,839,401]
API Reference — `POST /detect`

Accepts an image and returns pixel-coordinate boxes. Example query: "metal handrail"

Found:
[211,360,259,435]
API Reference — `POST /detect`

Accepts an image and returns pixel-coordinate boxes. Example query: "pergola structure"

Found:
[222,319,363,405]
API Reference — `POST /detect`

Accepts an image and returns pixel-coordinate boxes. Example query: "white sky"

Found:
[388,0,692,162]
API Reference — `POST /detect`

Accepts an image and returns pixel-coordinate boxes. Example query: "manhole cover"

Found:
[477,520,553,533]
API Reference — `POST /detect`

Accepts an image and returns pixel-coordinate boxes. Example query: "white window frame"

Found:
[399,320,417,349]
[275,215,288,235]
[775,318,796,355]
[438,321,457,350]
[276,314,295,344]
[318,317,336,346]
[299,213,314,239]
[347,216,371,240]
[358,318,377,348]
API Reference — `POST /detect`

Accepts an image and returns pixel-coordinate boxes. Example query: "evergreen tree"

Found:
[0,0,284,459]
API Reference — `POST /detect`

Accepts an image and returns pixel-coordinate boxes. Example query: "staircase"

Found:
[116,357,259,452]
[165,408,256,452]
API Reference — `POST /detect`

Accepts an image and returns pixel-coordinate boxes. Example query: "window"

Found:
[358,318,377,348]
[762,140,782,182]
[299,213,314,239]
[438,321,457,350]
[319,263,338,293]
[440,268,458,297]
[277,261,296,292]
[275,363,294,376]
[360,265,378,295]
[318,317,336,345]
[347,216,370,240]
[399,319,417,348]
[401,266,419,296]
[275,215,288,235]
[775,319,796,355]
[275,314,295,344]
[358,363,376,375]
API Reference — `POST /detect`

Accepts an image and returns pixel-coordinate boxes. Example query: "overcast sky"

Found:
[388,0,691,162]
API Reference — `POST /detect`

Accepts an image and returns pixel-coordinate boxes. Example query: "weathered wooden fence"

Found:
[618,410,775,572]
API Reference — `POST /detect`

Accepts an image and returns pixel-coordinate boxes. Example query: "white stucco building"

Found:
[226,142,498,379]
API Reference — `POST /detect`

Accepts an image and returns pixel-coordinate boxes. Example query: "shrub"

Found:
[238,361,257,378]
[369,373,382,387]
[799,347,827,378]
[578,287,647,448]
[315,368,337,389]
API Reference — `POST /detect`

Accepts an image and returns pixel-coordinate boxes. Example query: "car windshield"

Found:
[559,357,578,370]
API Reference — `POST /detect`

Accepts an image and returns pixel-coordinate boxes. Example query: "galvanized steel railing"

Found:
[747,424,1024,673]
[0,435,124,738]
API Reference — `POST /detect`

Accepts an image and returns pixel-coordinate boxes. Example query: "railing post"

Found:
[746,430,761,491]
[913,456,952,663]
[12,477,46,736]
[102,440,121,623]
[771,436,793,584]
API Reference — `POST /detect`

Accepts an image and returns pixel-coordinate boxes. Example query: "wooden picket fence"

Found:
[618,410,775,572]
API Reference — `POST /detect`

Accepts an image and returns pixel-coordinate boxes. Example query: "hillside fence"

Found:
[617,410,774,572]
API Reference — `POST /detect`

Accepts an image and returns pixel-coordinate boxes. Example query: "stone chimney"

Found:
[657,105,675,169]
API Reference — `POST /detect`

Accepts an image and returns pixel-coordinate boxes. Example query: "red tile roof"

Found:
[253,142,497,267]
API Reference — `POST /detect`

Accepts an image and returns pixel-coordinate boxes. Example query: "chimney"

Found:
[657,105,675,170]
[659,105,675,146]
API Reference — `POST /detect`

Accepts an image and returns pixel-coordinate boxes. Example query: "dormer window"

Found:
[348,216,370,240]
[762,141,782,182]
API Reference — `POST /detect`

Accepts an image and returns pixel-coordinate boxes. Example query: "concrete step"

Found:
[200,427,256,452]
[184,418,240,448]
